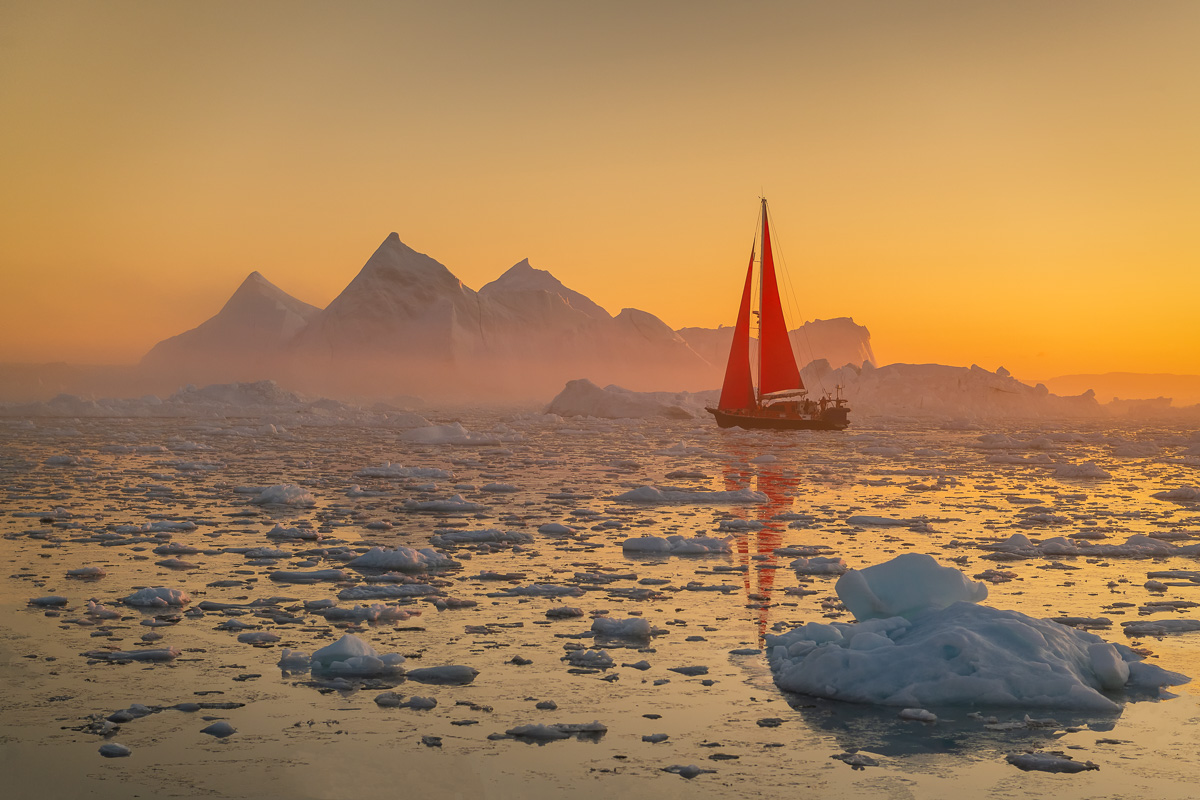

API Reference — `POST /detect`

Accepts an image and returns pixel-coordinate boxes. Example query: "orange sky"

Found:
[2,1,1198,381]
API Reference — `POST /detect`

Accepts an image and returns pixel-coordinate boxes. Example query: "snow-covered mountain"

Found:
[140,271,319,381]
[138,233,714,399]
[292,233,490,363]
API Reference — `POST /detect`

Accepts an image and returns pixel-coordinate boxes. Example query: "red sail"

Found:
[757,208,803,395]
[718,249,756,410]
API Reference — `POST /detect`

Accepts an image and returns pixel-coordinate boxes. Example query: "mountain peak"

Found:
[480,259,610,320]
[224,271,316,313]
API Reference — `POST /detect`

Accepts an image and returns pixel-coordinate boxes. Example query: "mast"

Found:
[757,197,766,406]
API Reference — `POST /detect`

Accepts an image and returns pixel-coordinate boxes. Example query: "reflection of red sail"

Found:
[718,249,756,410]
[757,211,802,397]
[723,450,797,640]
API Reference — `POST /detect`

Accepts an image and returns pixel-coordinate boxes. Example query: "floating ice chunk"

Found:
[251,484,316,507]
[767,555,1190,711]
[268,569,349,584]
[405,696,437,709]
[615,485,767,504]
[310,634,405,676]
[29,596,69,607]
[337,584,442,601]
[1122,619,1200,635]
[547,606,584,619]
[216,618,257,631]
[899,708,937,722]
[122,587,190,607]
[538,523,576,535]
[85,648,181,662]
[356,463,453,479]
[1054,461,1112,479]
[984,533,1200,559]
[374,692,436,709]
[643,733,669,743]
[156,558,199,569]
[791,556,848,575]
[237,631,281,644]
[277,649,311,672]
[98,743,131,758]
[846,515,914,527]
[507,720,607,740]
[662,764,715,778]
[406,665,479,685]
[403,495,487,513]
[265,525,321,540]
[153,542,200,555]
[506,723,570,740]
[668,665,708,676]
[717,519,764,531]
[836,553,988,621]
[317,604,421,622]
[622,535,732,555]
[429,529,533,547]
[591,617,652,639]
[200,721,236,738]
[566,650,614,668]
[86,601,121,619]
[1152,486,1200,502]
[1006,752,1098,773]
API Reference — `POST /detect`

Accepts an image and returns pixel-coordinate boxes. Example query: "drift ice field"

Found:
[4,401,1200,799]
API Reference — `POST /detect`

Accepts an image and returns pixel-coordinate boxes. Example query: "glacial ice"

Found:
[622,535,732,555]
[308,634,406,676]
[347,546,459,570]
[250,484,316,507]
[122,587,190,607]
[767,554,1189,711]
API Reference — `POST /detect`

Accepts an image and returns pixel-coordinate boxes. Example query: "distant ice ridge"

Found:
[766,553,1188,711]
[545,379,708,420]
[545,363,1200,422]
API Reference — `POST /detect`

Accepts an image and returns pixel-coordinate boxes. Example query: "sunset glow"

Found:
[2,1,1198,381]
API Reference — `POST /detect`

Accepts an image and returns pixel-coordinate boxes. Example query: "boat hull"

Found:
[705,406,849,431]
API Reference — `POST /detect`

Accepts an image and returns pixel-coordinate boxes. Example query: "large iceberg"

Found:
[767,554,1188,711]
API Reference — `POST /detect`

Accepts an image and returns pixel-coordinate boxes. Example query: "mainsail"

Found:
[756,207,803,397]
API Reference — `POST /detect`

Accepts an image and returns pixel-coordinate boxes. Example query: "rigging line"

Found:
[762,200,832,398]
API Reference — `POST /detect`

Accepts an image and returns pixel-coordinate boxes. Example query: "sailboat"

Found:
[705,198,851,431]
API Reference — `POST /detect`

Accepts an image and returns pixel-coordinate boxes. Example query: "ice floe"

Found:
[622,535,732,555]
[347,546,459,571]
[767,554,1189,711]
[615,485,768,504]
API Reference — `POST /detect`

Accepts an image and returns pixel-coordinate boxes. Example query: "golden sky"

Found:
[2,0,1198,379]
